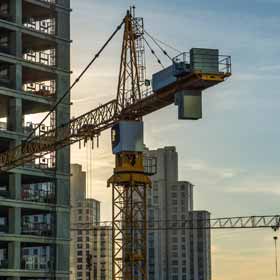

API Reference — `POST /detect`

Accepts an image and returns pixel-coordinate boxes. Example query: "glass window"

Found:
[77,250,83,256]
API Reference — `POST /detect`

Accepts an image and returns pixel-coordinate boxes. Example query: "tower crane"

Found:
[0,9,231,280]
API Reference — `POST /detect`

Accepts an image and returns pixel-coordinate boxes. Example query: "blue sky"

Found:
[70,0,280,279]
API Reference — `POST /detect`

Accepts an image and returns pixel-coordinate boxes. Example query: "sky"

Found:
[68,0,280,279]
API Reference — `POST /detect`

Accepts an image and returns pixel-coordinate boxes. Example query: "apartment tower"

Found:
[70,164,112,280]
[145,147,211,280]
[0,1,71,280]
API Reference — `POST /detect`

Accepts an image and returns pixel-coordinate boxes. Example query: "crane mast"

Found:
[108,10,149,280]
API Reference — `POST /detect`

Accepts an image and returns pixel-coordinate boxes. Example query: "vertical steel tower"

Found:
[108,10,150,280]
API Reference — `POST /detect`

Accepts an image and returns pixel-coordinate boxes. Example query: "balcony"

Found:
[0,210,8,233]
[0,64,12,89]
[24,157,56,171]
[22,182,56,204]
[0,185,9,199]
[21,245,54,271]
[21,255,51,270]
[22,222,53,237]
[0,244,8,269]
[0,258,8,269]
[23,80,56,97]
[23,49,56,67]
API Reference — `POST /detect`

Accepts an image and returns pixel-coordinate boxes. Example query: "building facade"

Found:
[70,164,112,280]
[0,1,71,280]
[145,147,211,280]
[70,198,101,280]
[93,227,112,280]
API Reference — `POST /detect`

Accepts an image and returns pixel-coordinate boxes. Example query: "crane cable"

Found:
[142,36,165,69]
[147,34,182,54]
[143,29,174,61]
[25,18,125,143]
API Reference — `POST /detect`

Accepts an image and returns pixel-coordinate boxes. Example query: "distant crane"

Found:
[0,8,231,280]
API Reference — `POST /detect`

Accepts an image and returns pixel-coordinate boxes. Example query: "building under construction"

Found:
[0,0,71,279]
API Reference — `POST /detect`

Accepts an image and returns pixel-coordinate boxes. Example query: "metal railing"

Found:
[23,81,56,97]
[22,222,53,236]
[0,259,8,269]
[0,224,9,234]
[23,18,56,35]
[0,186,9,198]
[22,186,56,204]
[21,256,52,271]
[23,49,56,67]
[172,52,232,75]
[24,157,56,170]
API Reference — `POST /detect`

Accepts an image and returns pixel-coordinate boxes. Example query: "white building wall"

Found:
[145,147,211,280]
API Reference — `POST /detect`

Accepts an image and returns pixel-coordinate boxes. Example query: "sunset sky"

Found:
[69,1,280,279]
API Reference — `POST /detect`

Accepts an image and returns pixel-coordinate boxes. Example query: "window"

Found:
[77,250,83,256]
[77,257,83,263]
[77,264,82,270]
[77,243,82,249]
[172,237,178,243]
[77,272,82,278]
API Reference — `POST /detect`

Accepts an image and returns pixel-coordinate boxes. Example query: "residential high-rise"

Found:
[70,198,101,280]
[70,164,112,280]
[70,164,86,205]
[0,1,71,280]
[145,147,211,280]
[93,226,112,280]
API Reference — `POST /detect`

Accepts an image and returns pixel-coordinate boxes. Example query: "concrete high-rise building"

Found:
[93,226,112,280]
[70,164,86,205]
[70,198,101,280]
[145,147,211,280]
[70,164,112,280]
[0,1,71,280]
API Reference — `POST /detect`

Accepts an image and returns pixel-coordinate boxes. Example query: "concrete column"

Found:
[56,243,70,273]
[56,10,70,38]
[9,0,22,25]
[8,241,20,270]
[8,207,21,234]
[9,173,21,200]
[56,75,70,174]
[7,98,22,133]
[56,178,70,206]
[56,210,70,239]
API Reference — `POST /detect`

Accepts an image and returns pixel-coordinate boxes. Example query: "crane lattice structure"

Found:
[0,9,231,280]
[72,215,280,231]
